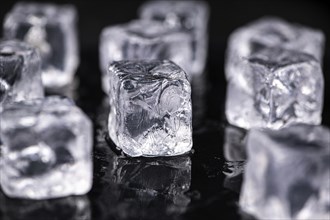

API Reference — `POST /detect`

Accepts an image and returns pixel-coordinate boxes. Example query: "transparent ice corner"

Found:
[108,60,193,157]
[0,96,93,199]
[3,2,79,90]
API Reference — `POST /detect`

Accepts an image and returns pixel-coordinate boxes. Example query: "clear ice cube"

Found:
[225,47,324,129]
[139,0,209,75]
[4,2,79,90]
[240,124,330,220]
[225,17,325,87]
[108,60,192,157]
[99,19,192,93]
[0,40,44,108]
[0,96,93,199]
[93,117,191,218]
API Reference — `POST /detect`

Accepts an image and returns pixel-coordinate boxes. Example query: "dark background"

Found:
[0,1,329,220]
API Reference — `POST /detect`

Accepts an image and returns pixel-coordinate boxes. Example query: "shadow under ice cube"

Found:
[0,97,93,199]
[240,124,330,220]
[0,40,44,107]
[108,60,192,157]
[4,2,79,90]
[226,47,324,129]
[99,19,192,93]
[139,0,209,76]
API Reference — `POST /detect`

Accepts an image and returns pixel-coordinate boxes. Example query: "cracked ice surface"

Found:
[225,18,325,129]
[108,60,192,157]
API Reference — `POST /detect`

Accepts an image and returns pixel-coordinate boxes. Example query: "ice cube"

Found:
[108,60,192,157]
[3,2,79,90]
[139,0,209,75]
[226,17,325,87]
[240,124,330,220]
[0,40,44,108]
[0,96,93,199]
[92,111,191,218]
[225,47,324,129]
[99,19,192,93]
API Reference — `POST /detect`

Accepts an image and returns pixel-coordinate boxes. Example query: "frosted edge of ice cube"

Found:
[0,39,44,106]
[240,124,330,220]
[108,60,192,157]
[225,16,325,84]
[0,96,93,199]
[225,47,324,130]
[3,2,79,90]
[138,0,210,75]
[99,19,192,93]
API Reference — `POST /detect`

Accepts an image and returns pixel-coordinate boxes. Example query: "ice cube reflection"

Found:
[0,192,91,220]
[91,105,191,220]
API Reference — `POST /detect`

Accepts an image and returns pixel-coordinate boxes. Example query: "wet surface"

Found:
[0,72,247,220]
[0,1,329,219]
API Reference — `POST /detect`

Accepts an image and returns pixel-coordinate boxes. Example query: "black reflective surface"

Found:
[0,1,329,220]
